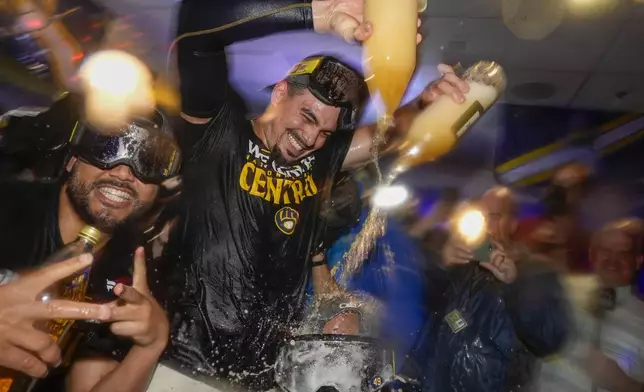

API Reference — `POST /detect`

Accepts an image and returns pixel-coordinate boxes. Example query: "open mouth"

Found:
[286,130,308,156]
[96,185,135,207]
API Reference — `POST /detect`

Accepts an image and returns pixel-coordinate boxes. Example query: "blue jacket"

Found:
[324,210,428,369]
[411,252,571,392]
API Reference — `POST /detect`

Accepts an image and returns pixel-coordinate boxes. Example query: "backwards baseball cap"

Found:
[271,55,369,131]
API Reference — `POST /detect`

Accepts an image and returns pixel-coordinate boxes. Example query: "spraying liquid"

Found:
[342,61,506,283]
[342,0,418,283]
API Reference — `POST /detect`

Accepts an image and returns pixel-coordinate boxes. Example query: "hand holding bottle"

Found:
[312,0,422,43]
[418,64,471,106]
[0,254,111,378]
[108,248,169,350]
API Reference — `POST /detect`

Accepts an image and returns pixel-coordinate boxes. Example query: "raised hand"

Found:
[442,236,474,267]
[419,64,471,106]
[479,240,518,284]
[0,254,111,377]
[312,0,422,43]
[108,247,169,350]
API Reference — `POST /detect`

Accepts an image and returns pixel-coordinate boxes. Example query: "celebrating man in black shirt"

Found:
[0,109,180,392]
[159,0,471,389]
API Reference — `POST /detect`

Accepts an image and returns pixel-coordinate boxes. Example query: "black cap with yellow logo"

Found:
[272,55,368,131]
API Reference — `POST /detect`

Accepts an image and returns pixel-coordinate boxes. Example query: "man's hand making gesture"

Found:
[108,247,168,350]
[0,254,111,378]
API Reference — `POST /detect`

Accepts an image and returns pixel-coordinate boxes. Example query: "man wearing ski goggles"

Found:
[76,109,181,185]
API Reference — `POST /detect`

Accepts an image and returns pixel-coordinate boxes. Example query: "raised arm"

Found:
[176,0,316,121]
[177,0,368,122]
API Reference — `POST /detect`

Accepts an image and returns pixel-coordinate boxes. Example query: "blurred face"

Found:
[553,164,590,205]
[65,158,159,232]
[266,82,341,164]
[322,311,361,335]
[480,192,516,244]
[591,230,640,287]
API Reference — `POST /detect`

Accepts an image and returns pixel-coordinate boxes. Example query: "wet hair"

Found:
[285,78,308,96]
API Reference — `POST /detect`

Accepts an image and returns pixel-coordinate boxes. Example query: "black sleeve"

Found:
[0,93,77,155]
[176,0,314,118]
[504,257,572,357]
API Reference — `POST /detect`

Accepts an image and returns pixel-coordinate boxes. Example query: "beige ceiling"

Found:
[421,0,644,112]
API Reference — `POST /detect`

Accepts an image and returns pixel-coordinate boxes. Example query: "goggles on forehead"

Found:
[75,110,181,184]
[286,56,368,131]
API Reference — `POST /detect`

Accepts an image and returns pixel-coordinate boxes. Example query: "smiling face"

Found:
[265,81,341,164]
[480,187,517,245]
[65,158,158,232]
[591,229,641,287]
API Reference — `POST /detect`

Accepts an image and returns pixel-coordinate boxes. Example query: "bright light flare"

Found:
[79,50,154,133]
[458,209,486,241]
[449,206,486,246]
[80,50,149,95]
[371,185,409,209]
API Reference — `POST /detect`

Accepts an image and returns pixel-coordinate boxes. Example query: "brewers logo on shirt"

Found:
[275,207,299,235]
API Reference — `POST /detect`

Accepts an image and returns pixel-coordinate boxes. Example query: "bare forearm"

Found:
[312,266,340,294]
[89,345,164,392]
[342,98,421,170]
[382,98,423,154]
[311,254,340,294]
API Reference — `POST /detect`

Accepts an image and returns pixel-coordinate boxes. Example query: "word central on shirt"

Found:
[239,140,319,205]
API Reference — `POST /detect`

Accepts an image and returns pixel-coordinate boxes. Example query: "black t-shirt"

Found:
[0,180,139,362]
[0,180,62,270]
[161,101,353,388]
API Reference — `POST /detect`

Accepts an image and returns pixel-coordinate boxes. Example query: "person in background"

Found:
[318,182,428,380]
[0,110,178,392]
[421,186,570,392]
[408,187,460,253]
[539,220,644,392]
[0,93,79,180]
[516,162,592,272]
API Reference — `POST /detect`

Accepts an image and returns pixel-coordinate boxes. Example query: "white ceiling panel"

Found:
[421,17,509,64]
[503,70,587,107]
[571,73,644,112]
[501,18,621,72]
[594,17,644,73]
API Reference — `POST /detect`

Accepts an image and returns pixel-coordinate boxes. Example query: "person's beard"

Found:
[66,168,152,233]
[269,128,308,167]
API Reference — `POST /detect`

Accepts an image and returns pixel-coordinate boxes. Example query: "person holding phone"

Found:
[420,186,571,392]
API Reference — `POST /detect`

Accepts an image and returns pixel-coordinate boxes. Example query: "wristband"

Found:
[312,257,327,268]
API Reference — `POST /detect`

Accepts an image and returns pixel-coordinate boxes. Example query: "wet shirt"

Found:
[0,180,62,271]
[162,104,352,388]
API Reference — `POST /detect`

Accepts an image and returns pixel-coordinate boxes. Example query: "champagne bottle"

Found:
[390,61,507,180]
[0,226,104,392]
